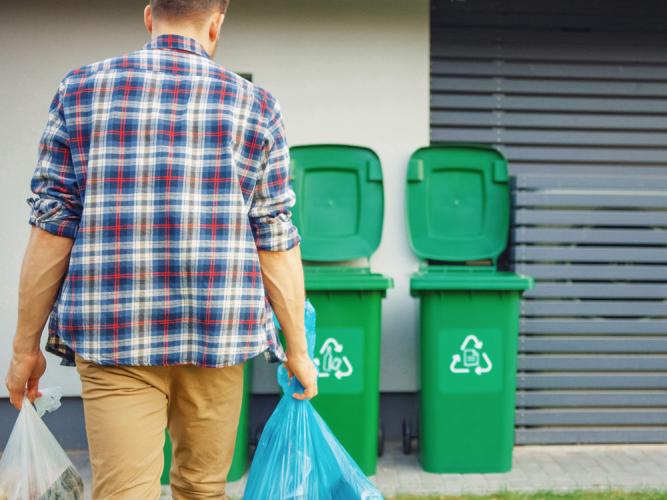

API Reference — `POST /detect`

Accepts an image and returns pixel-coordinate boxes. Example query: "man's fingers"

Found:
[7,376,24,409]
[9,389,24,410]
[27,376,42,401]
[303,385,317,400]
[291,382,318,401]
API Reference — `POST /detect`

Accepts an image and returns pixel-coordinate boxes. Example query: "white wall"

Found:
[0,0,429,396]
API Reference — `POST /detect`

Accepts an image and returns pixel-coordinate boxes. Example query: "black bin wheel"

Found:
[402,419,413,455]
[249,424,264,458]
[377,420,385,457]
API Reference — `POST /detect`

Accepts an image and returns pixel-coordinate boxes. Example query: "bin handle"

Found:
[407,159,424,182]
[367,160,384,182]
[493,159,509,183]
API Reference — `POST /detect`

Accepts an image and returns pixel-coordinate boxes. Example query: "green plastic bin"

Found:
[161,362,252,485]
[288,144,393,476]
[406,144,533,473]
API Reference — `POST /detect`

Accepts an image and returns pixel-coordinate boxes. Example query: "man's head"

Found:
[144,1,230,57]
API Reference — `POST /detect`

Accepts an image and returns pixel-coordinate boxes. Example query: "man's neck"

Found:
[152,25,213,56]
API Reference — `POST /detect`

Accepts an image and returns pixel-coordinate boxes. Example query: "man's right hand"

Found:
[5,350,46,410]
[285,352,318,401]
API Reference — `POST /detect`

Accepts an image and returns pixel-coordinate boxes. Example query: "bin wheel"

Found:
[378,420,385,457]
[402,420,413,455]
[254,425,264,445]
[249,425,264,458]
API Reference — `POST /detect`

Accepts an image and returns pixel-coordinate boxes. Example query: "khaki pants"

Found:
[75,354,245,500]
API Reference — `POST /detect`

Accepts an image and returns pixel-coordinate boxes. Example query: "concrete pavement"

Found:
[66,442,667,499]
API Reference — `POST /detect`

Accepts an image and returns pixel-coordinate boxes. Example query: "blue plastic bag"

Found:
[243,299,383,499]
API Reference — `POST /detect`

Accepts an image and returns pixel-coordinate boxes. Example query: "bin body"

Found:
[406,144,533,473]
[226,362,252,481]
[415,279,527,473]
[160,429,172,485]
[161,362,252,484]
[288,144,393,476]
[305,284,385,476]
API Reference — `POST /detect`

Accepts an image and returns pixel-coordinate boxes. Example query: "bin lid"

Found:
[410,267,533,295]
[406,144,510,263]
[290,145,384,261]
[304,266,394,292]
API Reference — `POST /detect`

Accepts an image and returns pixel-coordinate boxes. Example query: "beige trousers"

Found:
[75,354,245,500]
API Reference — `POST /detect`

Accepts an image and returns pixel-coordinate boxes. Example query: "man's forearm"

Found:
[14,227,73,355]
[257,244,308,357]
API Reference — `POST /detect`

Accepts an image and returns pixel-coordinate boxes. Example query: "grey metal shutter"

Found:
[431,0,667,444]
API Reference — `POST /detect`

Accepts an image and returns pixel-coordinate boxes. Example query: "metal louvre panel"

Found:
[520,319,667,335]
[514,228,667,245]
[524,284,667,299]
[520,337,667,353]
[516,409,667,426]
[431,0,667,445]
[516,428,667,444]
[515,210,667,226]
[515,265,667,281]
[516,390,667,407]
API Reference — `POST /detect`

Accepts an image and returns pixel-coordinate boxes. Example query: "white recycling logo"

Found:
[314,338,354,380]
[450,334,493,376]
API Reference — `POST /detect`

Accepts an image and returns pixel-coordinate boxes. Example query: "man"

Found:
[5,0,318,498]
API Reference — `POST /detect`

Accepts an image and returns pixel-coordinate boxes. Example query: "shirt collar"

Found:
[143,34,211,60]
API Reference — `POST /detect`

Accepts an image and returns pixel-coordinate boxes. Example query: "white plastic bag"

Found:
[0,388,83,499]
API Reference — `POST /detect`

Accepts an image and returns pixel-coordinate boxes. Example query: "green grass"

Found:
[391,490,667,500]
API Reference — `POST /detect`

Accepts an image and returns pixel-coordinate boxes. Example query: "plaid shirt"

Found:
[26,34,300,367]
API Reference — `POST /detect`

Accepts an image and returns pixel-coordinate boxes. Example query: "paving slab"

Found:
[67,442,667,499]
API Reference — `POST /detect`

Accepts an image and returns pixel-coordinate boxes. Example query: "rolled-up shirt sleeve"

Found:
[248,98,301,251]
[26,83,82,240]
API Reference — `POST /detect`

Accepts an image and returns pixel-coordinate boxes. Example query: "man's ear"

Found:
[209,12,225,42]
[144,4,153,34]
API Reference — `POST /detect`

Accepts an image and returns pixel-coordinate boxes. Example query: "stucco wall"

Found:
[0,0,429,396]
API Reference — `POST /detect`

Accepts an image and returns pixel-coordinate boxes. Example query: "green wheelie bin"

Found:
[161,362,252,485]
[406,144,533,473]
[287,144,393,476]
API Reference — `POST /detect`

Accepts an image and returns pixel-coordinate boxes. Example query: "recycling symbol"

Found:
[314,338,354,380]
[450,334,493,376]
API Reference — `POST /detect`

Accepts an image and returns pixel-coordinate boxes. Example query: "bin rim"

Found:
[304,265,394,292]
[410,268,533,295]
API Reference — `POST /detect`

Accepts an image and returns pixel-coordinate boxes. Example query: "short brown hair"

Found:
[150,0,230,20]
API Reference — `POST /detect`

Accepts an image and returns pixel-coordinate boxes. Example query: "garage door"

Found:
[431,0,667,444]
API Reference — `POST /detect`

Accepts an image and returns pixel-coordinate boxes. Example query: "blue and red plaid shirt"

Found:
[26,34,300,367]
